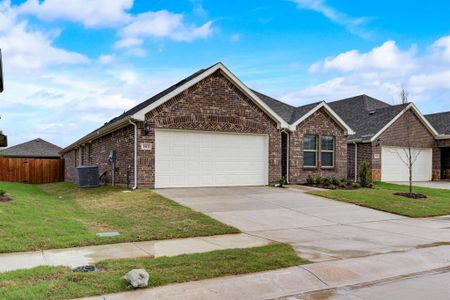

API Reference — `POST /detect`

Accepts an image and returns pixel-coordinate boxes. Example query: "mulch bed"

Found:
[303,184,362,190]
[0,195,12,202]
[394,192,427,199]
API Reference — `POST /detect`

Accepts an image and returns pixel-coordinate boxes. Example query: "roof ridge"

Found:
[425,110,450,116]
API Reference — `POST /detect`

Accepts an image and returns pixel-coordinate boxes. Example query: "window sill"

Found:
[303,167,318,170]
[321,166,335,170]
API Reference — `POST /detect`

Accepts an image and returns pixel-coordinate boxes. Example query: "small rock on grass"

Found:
[123,269,149,288]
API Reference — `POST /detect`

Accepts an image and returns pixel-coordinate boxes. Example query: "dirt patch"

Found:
[394,192,427,199]
[0,195,12,202]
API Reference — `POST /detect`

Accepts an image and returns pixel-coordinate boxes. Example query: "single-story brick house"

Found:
[425,111,450,180]
[61,63,354,188]
[61,63,449,188]
[328,95,450,182]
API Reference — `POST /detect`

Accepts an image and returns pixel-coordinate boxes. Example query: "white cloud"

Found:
[118,10,213,45]
[114,37,143,49]
[16,0,133,28]
[432,36,450,62]
[290,0,370,37]
[0,1,88,72]
[98,54,115,64]
[278,36,450,109]
[310,41,417,73]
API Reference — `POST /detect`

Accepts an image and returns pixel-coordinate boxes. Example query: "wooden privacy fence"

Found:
[0,157,64,184]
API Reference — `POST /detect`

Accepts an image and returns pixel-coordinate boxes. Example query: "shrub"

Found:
[346,180,353,186]
[352,182,361,189]
[322,177,331,186]
[367,182,374,189]
[0,190,5,196]
[316,177,323,185]
[328,184,337,190]
[358,160,371,187]
[306,175,315,185]
[338,181,346,188]
[331,177,340,185]
[278,176,287,187]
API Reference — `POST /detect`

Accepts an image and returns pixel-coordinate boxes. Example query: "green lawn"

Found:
[308,182,450,217]
[0,182,238,253]
[0,244,308,300]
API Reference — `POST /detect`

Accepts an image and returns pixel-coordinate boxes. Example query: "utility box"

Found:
[76,165,99,188]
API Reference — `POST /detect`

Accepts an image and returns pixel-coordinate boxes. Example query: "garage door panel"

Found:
[155,130,269,188]
[381,146,432,182]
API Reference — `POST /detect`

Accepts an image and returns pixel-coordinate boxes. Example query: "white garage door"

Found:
[155,130,269,188]
[381,146,432,181]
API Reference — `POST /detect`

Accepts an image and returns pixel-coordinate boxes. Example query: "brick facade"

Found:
[289,108,347,183]
[347,142,372,181]
[63,125,135,185]
[138,70,282,187]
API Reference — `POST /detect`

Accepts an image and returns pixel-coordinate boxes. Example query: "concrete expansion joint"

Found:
[131,242,153,257]
[297,265,330,287]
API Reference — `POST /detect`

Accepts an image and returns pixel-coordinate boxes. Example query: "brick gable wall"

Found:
[138,70,282,187]
[352,110,440,181]
[289,108,347,182]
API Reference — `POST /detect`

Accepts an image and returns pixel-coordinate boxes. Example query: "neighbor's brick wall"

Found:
[289,108,347,183]
[353,110,439,181]
[347,142,372,181]
[138,70,282,187]
[63,149,76,182]
[63,125,135,185]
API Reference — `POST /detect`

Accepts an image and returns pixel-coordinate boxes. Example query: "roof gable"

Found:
[1,138,61,158]
[131,63,289,128]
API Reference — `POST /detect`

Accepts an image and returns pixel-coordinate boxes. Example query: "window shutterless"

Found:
[304,135,317,167]
[321,136,334,167]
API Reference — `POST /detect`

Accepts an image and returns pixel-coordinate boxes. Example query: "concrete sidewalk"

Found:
[0,233,269,273]
[78,245,450,300]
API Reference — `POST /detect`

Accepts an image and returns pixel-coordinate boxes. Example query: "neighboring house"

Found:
[1,138,62,158]
[0,131,6,147]
[425,111,450,180]
[60,63,354,188]
[328,95,446,182]
[0,138,64,184]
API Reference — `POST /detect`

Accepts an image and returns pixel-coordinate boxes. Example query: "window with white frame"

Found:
[303,135,317,167]
[321,136,335,167]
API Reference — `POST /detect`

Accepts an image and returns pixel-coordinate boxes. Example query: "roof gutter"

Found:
[436,134,450,140]
[60,116,136,154]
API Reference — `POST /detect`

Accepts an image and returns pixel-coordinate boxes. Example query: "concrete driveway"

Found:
[157,187,450,262]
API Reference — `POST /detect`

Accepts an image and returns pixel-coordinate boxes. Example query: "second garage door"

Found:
[381,146,432,181]
[155,130,269,188]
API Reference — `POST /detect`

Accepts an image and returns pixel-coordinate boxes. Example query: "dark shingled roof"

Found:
[425,111,450,135]
[328,94,408,140]
[1,138,62,158]
[253,90,321,124]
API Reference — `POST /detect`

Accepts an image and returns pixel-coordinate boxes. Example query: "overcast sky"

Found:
[1,0,450,147]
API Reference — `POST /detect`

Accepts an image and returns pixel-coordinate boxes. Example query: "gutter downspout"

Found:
[287,131,290,184]
[129,119,138,190]
[354,142,358,182]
